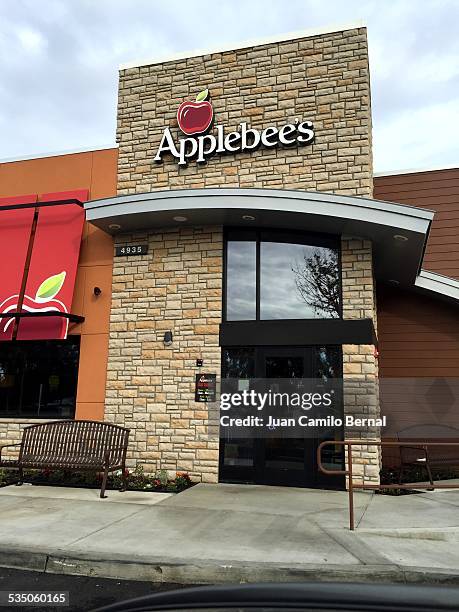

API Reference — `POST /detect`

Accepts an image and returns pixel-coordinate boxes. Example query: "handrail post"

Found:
[318,440,459,531]
[348,441,354,531]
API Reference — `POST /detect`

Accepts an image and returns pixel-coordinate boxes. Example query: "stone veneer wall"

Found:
[116,27,372,197]
[106,26,379,485]
[341,237,380,484]
[104,226,222,482]
[100,232,380,485]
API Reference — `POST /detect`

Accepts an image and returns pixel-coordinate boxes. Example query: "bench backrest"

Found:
[397,424,459,462]
[19,420,130,466]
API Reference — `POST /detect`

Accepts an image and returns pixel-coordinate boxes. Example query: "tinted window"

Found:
[314,345,342,380]
[226,241,257,320]
[261,242,339,319]
[225,230,340,321]
[222,347,255,379]
[0,337,80,419]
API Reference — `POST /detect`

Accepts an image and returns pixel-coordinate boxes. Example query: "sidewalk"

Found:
[1,482,459,585]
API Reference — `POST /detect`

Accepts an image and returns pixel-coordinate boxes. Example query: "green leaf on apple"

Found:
[36,271,66,301]
[196,88,209,102]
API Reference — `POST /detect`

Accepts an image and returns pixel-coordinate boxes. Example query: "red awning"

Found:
[0,191,87,341]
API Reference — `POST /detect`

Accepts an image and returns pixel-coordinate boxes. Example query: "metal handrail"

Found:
[317,440,459,531]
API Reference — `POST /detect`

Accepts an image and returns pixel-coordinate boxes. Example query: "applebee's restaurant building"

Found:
[0,25,458,489]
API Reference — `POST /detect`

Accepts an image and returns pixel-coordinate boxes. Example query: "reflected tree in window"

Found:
[222,348,255,379]
[292,248,340,318]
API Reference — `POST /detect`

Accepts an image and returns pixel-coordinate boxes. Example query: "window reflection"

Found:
[315,345,341,381]
[221,348,256,468]
[314,345,344,472]
[222,348,255,379]
[226,241,256,321]
[225,231,341,322]
[0,338,80,419]
[265,356,303,378]
[261,242,339,319]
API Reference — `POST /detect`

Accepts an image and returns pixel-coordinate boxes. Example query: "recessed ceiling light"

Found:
[173,216,188,222]
[108,223,121,230]
[242,215,256,221]
[393,234,408,242]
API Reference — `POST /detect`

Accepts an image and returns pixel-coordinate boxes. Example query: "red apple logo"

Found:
[0,271,69,340]
[177,88,213,136]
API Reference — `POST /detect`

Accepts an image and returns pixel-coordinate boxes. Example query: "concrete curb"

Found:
[1,546,459,586]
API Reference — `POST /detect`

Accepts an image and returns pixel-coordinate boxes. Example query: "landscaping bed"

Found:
[0,464,195,493]
[378,465,459,495]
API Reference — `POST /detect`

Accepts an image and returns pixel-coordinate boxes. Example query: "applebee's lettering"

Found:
[153,89,314,167]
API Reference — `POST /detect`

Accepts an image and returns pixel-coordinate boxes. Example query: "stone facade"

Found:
[101,231,380,484]
[109,26,380,485]
[117,27,372,197]
[341,237,380,484]
[105,226,222,481]
[341,238,375,321]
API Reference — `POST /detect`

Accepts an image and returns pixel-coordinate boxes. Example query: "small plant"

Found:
[156,469,169,488]
[175,472,192,491]
[0,466,195,494]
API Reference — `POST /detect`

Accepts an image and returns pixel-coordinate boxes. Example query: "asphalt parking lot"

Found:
[0,568,185,611]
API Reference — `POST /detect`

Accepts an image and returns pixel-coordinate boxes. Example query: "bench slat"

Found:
[18,420,129,469]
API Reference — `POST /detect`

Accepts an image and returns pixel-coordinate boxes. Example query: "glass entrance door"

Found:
[219,345,344,489]
[259,347,314,487]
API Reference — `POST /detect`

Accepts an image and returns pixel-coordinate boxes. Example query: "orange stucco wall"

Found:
[0,147,118,420]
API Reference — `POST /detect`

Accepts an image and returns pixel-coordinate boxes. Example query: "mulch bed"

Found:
[0,465,195,494]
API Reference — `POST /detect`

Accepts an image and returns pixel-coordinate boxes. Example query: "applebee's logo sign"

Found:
[177,88,213,135]
[154,88,314,167]
[0,271,69,339]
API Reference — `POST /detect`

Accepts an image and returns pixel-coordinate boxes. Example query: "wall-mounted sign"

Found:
[195,373,217,402]
[115,244,148,257]
[154,88,314,167]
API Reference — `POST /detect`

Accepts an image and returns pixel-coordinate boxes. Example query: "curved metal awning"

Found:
[85,187,435,288]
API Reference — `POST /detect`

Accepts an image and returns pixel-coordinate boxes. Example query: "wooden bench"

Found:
[0,420,130,498]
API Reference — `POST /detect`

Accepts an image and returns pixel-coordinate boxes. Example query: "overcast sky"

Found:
[1,0,458,172]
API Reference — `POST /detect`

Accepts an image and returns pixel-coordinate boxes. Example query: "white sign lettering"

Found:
[154,120,315,167]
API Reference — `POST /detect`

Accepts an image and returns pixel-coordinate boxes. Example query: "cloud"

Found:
[16,26,48,54]
[0,0,457,172]
[373,98,459,171]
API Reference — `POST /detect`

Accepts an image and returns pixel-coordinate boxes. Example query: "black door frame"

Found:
[257,346,314,487]
[219,345,345,489]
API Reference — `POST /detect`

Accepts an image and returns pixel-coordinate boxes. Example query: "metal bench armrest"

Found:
[0,443,22,462]
[400,444,428,463]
